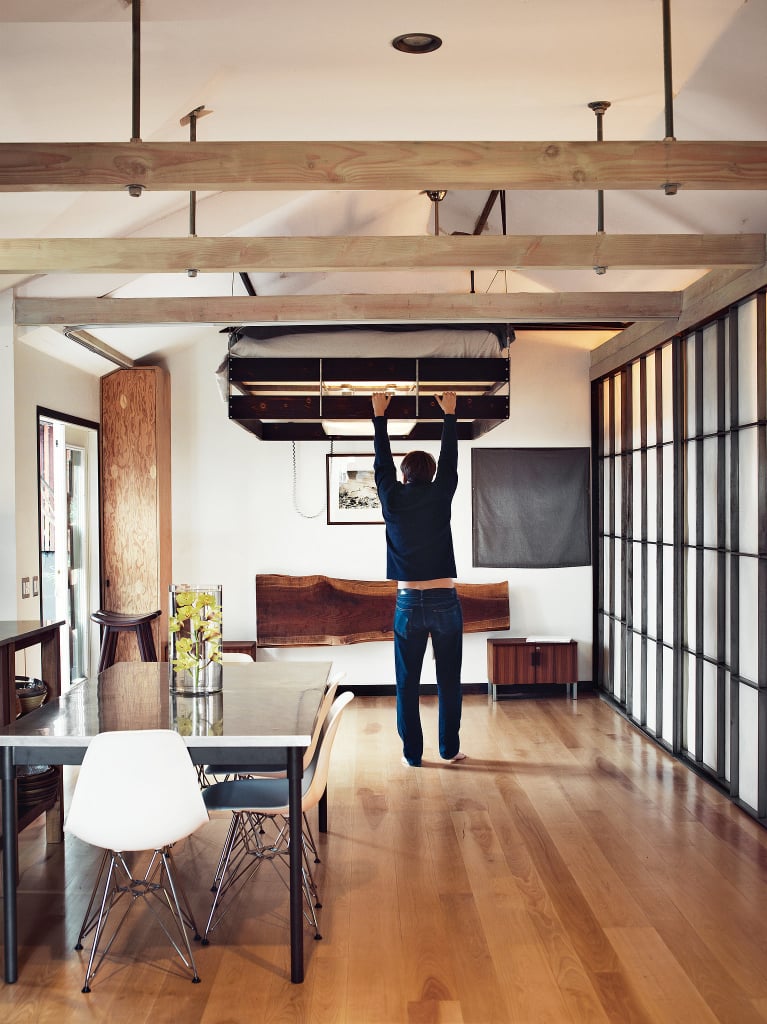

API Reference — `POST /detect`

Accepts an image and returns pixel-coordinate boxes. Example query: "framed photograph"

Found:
[326,452,405,525]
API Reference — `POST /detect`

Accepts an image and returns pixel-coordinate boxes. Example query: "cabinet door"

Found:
[492,642,536,685]
[536,642,577,683]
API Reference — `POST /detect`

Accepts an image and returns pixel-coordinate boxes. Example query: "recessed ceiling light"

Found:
[392,33,442,55]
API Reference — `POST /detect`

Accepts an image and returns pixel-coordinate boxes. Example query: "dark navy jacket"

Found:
[373,414,458,582]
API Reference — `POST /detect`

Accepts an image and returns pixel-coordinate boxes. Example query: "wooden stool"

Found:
[91,609,161,672]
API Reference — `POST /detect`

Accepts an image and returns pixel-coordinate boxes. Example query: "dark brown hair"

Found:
[400,450,436,485]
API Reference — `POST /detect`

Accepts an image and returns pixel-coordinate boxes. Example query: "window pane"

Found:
[685,547,697,651]
[614,376,623,454]
[612,625,623,698]
[632,362,642,447]
[703,550,719,660]
[662,545,674,642]
[661,343,674,441]
[646,639,657,733]
[702,660,718,771]
[615,542,623,620]
[738,683,759,811]
[702,322,721,434]
[738,299,758,425]
[646,451,658,543]
[661,645,674,745]
[632,541,643,630]
[631,635,642,720]
[686,334,698,439]
[646,544,658,639]
[686,441,697,547]
[646,351,657,447]
[603,536,612,614]
[632,451,643,536]
[738,555,758,684]
[681,651,696,754]
[602,378,612,453]
[703,437,719,548]
[662,445,675,543]
[738,426,758,555]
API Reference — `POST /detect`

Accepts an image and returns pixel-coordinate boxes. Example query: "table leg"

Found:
[1,746,18,983]
[287,745,304,983]
[318,788,327,833]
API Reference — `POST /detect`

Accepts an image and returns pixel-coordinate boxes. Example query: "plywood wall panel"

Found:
[100,367,171,662]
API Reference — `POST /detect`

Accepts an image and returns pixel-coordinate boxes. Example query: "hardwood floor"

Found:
[2,692,767,1023]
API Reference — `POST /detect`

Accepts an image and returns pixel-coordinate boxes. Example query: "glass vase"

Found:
[171,691,224,736]
[168,584,223,694]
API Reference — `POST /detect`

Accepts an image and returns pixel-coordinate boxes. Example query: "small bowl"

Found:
[15,677,48,715]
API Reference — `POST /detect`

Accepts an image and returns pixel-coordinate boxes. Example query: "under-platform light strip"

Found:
[321,420,417,438]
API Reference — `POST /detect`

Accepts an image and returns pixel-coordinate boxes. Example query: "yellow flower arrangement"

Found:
[169,589,223,687]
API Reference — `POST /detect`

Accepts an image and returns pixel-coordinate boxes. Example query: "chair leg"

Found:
[77,849,201,992]
[155,850,201,983]
[203,808,329,947]
[136,622,158,662]
[75,848,110,950]
[203,812,268,943]
[97,628,119,673]
[80,853,131,993]
[302,812,321,864]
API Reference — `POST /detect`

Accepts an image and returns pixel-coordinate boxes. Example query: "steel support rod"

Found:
[662,0,675,141]
[131,0,141,142]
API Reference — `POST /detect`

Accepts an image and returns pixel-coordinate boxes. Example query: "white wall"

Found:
[0,293,17,617]
[13,340,100,619]
[7,336,99,678]
[167,332,593,687]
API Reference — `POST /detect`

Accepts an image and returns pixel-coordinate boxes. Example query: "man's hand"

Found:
[436,391,457,416]
[372,392,392,417]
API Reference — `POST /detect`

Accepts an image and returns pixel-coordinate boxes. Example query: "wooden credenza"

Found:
[0,620,65,842]
[487,637,578,701]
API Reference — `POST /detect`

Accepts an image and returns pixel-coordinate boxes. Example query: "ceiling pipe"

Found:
[180,105,212,277]
[662,0,675,141]
[589,100,610,274]
[127,0,143,196]
[661,0,680,195]
[131,0,141,143]
[425,190,447,235]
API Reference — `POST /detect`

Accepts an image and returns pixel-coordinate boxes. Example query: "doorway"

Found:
[37,408,100,688]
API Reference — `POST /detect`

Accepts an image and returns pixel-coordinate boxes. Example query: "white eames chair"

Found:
[65,729,209,992]
[201,691,354,944]
[202,681,339,867]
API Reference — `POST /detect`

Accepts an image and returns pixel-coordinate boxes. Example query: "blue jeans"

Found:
[393,588,463,765]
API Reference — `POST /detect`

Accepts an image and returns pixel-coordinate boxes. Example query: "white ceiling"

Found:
[1,0,766,374]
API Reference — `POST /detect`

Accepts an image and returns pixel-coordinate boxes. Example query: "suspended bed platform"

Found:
[218,323,511,442]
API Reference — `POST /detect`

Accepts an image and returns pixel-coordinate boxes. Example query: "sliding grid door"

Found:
[594,290,767,823]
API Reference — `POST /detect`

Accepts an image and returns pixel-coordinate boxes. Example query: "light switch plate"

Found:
[32,576,39,597]
[21,577,30,599]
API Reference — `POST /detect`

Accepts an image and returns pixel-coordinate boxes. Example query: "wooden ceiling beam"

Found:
[589,263,767,379]
[14,291,683,327]
[1,140,766,192]
[1,234,762,275]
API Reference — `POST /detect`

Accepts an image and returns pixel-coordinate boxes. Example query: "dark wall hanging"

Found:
[471,447,591,568]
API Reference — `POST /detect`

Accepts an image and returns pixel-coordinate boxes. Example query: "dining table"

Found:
[0,658,332,985]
